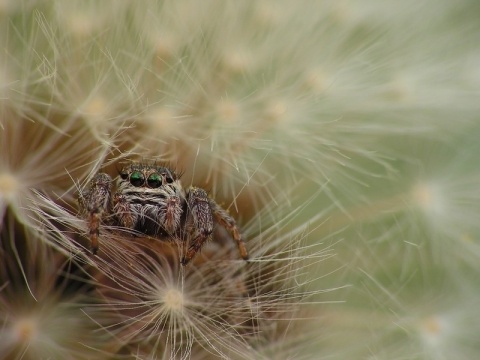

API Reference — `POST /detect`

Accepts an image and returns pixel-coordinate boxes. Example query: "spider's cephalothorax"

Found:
[78,163,249,265]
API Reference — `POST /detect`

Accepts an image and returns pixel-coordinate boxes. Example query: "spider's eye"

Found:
[120,172,128,180]
[130,171,145,187]
[166,177,174,184]
[147,173,162,188]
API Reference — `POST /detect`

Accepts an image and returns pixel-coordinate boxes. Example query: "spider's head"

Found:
[118,163,178,189]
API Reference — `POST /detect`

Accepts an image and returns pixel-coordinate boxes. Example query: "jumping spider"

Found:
[78,163,249,265]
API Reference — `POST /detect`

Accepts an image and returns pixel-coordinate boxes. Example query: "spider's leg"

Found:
[181,187,213,265]
[209,199,249,261]
[78,173,112,254]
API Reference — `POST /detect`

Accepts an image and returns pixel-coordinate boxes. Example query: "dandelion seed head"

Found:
[263,100,289,124]
[67,14,99,37]
[72,90,132,143]
[0,218,106,359]
[359,137,480,271]
[344,262,480,360]
[0,172,19,202]
[143,106,180,138]
[0,168,29,222]
[1,300,103,359]
[221,48,253,75]
[411,181,445,217]
[82,96,110,123]
[161,287,186,314]
[412,301,480,360]
[12,316,39,344]
[303,67,331,94]
[151,32,178,60]
[54,2,109,39]
[214,99,242,124]
[419,315,446,346]
[0,120,113,229]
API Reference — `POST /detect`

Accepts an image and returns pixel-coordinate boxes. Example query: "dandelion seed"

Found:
[302,66,332,95]
[0,172,19,201]
[419,315,444,346]
[53,0,125,39]
[411,181,445,218]
[332,262,480,360]
[0,120,111,231]
[4,1,480,359]
[161,287,185,314]
[34,173,334,358]
[141,105,183,140]
[0,214,107,359]
[221,48,253,76]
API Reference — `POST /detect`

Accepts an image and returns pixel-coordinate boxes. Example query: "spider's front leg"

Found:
[209,199,249,261]
[78,173,113,254]
[181,187,214,265]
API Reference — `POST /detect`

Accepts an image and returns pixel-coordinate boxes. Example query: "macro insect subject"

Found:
[78,163,249,265]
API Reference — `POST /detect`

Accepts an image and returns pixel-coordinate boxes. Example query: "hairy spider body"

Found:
[78,163,248,265]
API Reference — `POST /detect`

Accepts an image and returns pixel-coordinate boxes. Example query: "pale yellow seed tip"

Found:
[412,183,432,208]
[411,182,444,216]
[384,77,412,102]
[215,100,241,123]
[222,50,252,74]
[162,288,185,313]
[145,106,179,137]
[65,13,102,38]
[303,67,330,94]
[264,100,288,123]
[13,317,39,343]
[84,97,107,118]
[154,35,177,59]
[422,316,442,335]
[0,172,18,199]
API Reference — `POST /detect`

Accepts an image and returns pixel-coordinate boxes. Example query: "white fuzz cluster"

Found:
[0,218,104,359]
[0,120,108,230]
[33,184,334,358]
[0,0,479,359]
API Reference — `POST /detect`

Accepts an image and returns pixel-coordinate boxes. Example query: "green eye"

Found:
[130,171,145,187]
[147,173,162,188]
